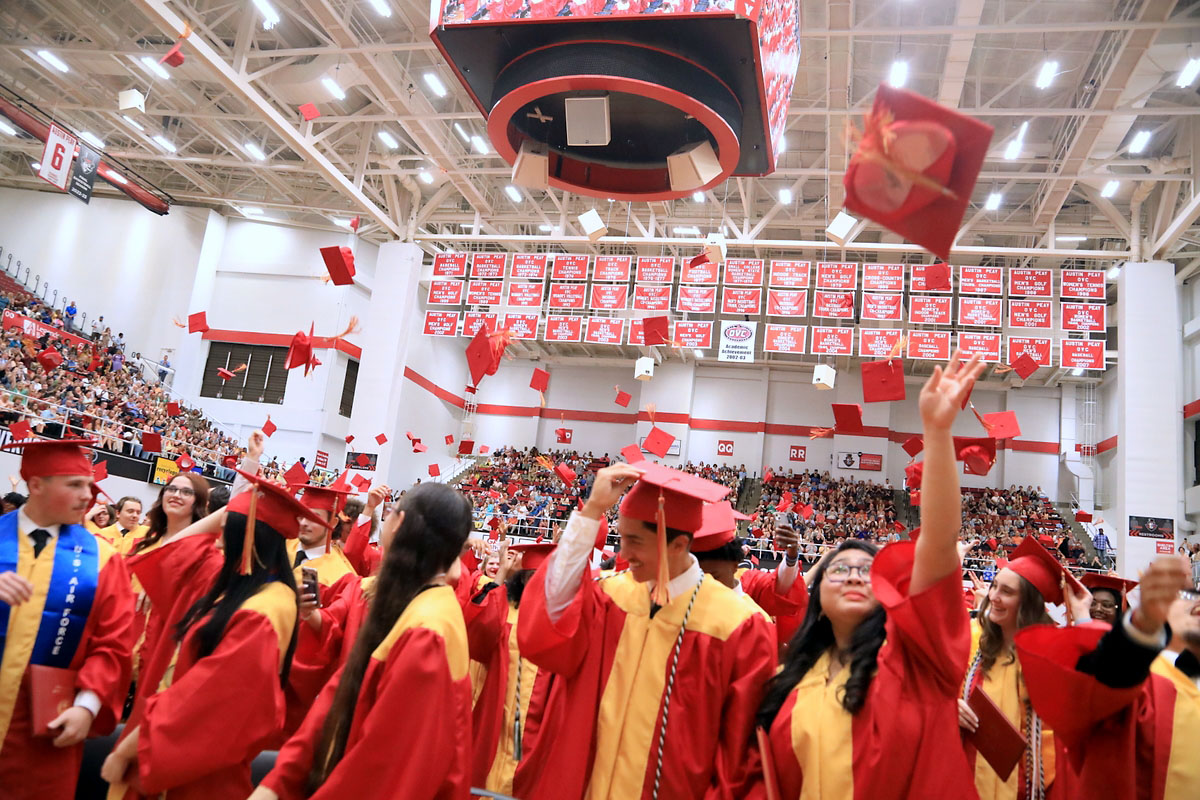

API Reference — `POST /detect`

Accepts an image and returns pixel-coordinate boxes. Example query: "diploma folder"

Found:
[30,664,77,736]
[967,684,1027,781]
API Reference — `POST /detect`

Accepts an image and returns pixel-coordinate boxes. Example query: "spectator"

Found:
[64,300,77,330]
[158,355,171,383]
[91,315,105,341]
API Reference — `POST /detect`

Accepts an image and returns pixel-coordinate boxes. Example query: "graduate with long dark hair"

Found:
[749,353,985,799]
[254,481,474,800]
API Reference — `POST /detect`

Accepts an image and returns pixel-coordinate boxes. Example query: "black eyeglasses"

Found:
[163,486,195,497]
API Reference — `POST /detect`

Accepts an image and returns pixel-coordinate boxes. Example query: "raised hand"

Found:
[919,351,985,431]
[581,463,642,520]
[1132,555,1191,635]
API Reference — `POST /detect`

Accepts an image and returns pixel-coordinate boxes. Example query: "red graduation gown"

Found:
[739,567,809,648]
[747,542,976,800]
[342,518,381,577]
[515,565,777,800]
[0,529,134,800]
[262,585,473,800]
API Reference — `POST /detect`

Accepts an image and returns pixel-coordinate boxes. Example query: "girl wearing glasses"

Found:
[751,354,984,799]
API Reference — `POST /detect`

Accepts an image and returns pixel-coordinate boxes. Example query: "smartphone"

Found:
[301,566,320,606]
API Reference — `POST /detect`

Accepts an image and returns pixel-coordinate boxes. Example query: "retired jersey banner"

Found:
[816,262,858,290]
[676,286,717,313]
[470,252,507,279]
[423,311,459,336]
[543,315,583,342]
[633,285,673,311]
[909,295,953,325]
[466,280,503,305]
[718,321,757,363]
[1061,339,1105,370]
[1009,268,1052,297]
[503,314,539,340]
[506,282,544,307]
[551,254,589,281]
[769,259,810,288]
[584,317,625,345]
[680,257,719,284]
[958,266,1004,295]
[461,311,497,337]
[724,258,765,286]
[958,297,1003,327]
[548,283,586,309]
[763,324,806,354]
[432,252,468,278]
[907,330,952,360]
[862,263,905,292]
[509,253,547,279]
[910,265,953,293]
[766,289,808,317]
[859,328,903,358]
[1061,302,1106,332]
[957,331,1002,362]
[722,287,762,315]
[810,326,854,356]
[812,291,856,319]
[593,255,632,282]
[38,124,75,191]
[1009,300,1052,329]
[1061,269,1105,299]
[674,321,713,348]
[1008,336,1052,367]
[860,293,903,321]
[427,280,464,305]
[590,284,628,310]
[636,256,675,283]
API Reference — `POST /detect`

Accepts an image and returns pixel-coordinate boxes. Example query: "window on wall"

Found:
[200,343,289,404]
[339,359,359,417]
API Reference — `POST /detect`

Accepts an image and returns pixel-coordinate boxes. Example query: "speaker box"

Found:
[512,140,548,190]
[667,141,721,192]
[813,364,836,390]
[635,356,655,381]
[704,232,727,264]
[578,208,607,241]
[565,96,610,146]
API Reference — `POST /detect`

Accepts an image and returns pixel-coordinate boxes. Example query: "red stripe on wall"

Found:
[402,367,465,409]
[1096,435,1118,454]
[1008,440,1059,454]
[544,408,639,425]
[1185,398,1200,420]
[690,418,765,433]
[203,329,362,359]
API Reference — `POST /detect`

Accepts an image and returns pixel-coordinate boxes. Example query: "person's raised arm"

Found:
[910,352,984,595]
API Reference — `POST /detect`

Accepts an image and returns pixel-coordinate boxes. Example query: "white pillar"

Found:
[172,209,226,399]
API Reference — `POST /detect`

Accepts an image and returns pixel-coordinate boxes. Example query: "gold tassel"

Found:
[240,489,259,575]
[652,490,670,607]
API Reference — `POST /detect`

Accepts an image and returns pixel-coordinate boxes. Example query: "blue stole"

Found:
[0,513,99,668]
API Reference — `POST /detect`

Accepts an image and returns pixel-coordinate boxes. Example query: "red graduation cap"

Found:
[843,85,994,261]
[982,411,1021,440]
[375,433,388,446]
[776,491,794,513]
[141,431,162,452]
[320,245,356,286]
[505,482,519,496]
[509,543,557,571]
[688,252,710,269]
[619,461,731,535]
[479,445,490,454]
[614,388,632,408]
[159,40,185,68]
[349,216,360,232]
[217,367,236,381]
[261,417,277,437]
[691,501,750,553]
[345,434,355,444]
[901,435,924,458]
[620,444,644,463]
[36,349,62,371]
[831,403,864,433]
[458,440,475,456]
[355,453,370,467]
[2,437,97,480]
[91,459,108,483]
[176,453,195,471]
[924,263,952,291]
[222,455,237,469]
[904,460,924,490]
[444,434,454,446]
[283,461,309,486]
[643,316,670,347]
[798,502,814,520]
[642,426,675,459]
[593,516,610,550]
[350,472,371,491]
[187,311,209,334]
[1011,353,1039,381]
[1004,536,1084,605]
[9,418,31,441]
[892,520,905,533]
[861,358,906,403]
[1080,573,1137,608]
[297,482,355,518]
[465,324,510,387]
[405,431,417,443]
[553,463,577,485]
[955,436,997,475]
[1074,510,1093,523]
[299,102,321,121]
[413,441,428,453]
[428,463,441,477]
[555,428,571,444]
[530,368,550,392]
[286,324,320,375]
[227,468,327,573]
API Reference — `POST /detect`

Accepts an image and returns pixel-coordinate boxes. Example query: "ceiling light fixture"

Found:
[504,184,523,202]
[35,50,70,73]
[321,76,346,101]
[139,56,170,79]
[673,226,701,235]
[1101,179,1119,198]
[1106,265,1121,280]
[377,130,399,149]
[418,170,434,184]
[692,191,705,203]
[121,114,145,132]
[240,207,265,216]
[107,171,128,185]
[778,134,787,154]
[1176,57,1200,88]
[1055,235,1087,242]
[423,72,448,98]
[0,119,17,137]
[31,161,41,170]
[538,224,553,232]
[779,187,793,204]
[888,60,909,88]
[251,0,281,29]
[333,217,352,228]
[453,123,470,142]
[1128,130,1152,153]
[366,0,392,17]
[1035,60,1058,89]
[693,349,704,358]
[151,134,177,152]
[1071,367,1085,377]
[243,141,266,160]
[471,135,489,154]
[79,131,105,149]
[985,192,1002,211]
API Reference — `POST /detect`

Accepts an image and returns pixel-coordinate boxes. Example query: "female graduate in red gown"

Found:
[749,353,985,800]
[255,481,475,800]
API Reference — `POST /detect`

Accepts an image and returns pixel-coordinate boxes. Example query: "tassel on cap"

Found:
[652,489,670,607]
[240,488,259,575]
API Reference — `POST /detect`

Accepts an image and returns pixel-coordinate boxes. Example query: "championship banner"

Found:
[769,259,810,288]
[724,258,765,286]
[958,297,1003,327]
[37,124,75,191]
[676,286,717,313]
[550,254,589,281]
[680,257,719,284]
[422,310,460,336]
[466,280,503,305]
[1009,300,1052,329]
[506,282,544,307]
[543,315,583,342]
[633,285,673,311]
[590,284,628,310]
[812,291,855,319]
[810,326,854,356]
[548,283,586,309]
[957,331,1003,362]
[717,321,757,363]
[721,287,762,315]
[862,263,905,292]
[816,261,858,290]
[461,311,497,337]
[635,256,675,283]
[860,293,903,321]
[958,266,1004,295]
[1061,302,1106,332]
[674,321,713,348]
[1061,269,1105,299]
[503,314,539,340]
[1,311,91,349]
[68,143,100,204]
[594,255,633,282]
[1009,268,1052,297]
[510,253,547,279]
[859,328,903,358]
[766,289,808,317]
[907,330,952,360]
[470,252,507,278]
[1061,339,1105,370]
[910,264,953,293]
[628,318,648,346]
[909,295,953,325]
[427,280,465,305]
[432,252,468,277]
[584,316,625,345]
[1008,336,1052,367]
[763,324,806,354]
